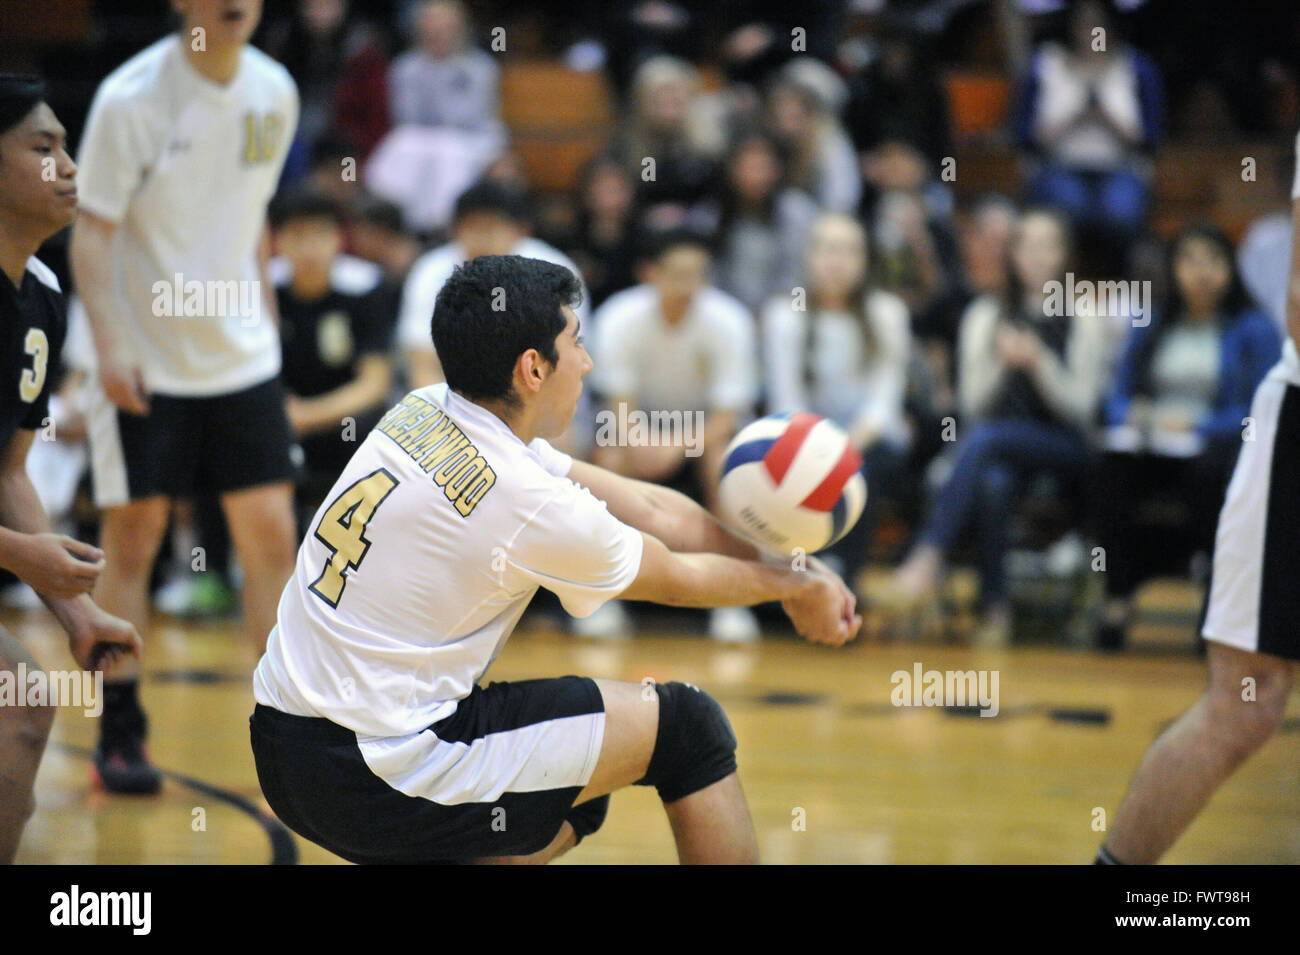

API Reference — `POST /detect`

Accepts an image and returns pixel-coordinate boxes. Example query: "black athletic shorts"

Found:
[88,375,298,506]
[249,676,611,864]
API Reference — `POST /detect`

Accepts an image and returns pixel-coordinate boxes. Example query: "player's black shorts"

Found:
[249,676,610,864]
[88,375,297,506]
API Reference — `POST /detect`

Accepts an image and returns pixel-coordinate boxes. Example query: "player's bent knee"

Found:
[634,681,737,804]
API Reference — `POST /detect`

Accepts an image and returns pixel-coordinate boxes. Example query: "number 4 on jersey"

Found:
[308,469,398,608]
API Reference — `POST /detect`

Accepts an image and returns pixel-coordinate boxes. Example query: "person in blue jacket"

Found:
[1094,223,1280,650]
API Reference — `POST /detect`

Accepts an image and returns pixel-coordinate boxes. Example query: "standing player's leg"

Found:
[1102,644,1292,864]
[0,627,55,863]
[92,496,170,793]
[221,481,297,655]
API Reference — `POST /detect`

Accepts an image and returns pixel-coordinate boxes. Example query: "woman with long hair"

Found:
[762,212,911,594]
[1093,224,1280,649]
[882,208,1109,645]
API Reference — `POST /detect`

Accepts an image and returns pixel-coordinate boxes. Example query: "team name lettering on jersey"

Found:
[376,395,497,516]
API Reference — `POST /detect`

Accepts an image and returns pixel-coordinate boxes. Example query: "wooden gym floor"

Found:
[8,587,1300,865]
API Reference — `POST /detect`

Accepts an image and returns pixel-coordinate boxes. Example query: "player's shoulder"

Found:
[92,35,178,107]
[242,44,298,98]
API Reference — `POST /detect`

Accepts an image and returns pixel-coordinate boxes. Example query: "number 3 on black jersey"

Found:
[308,468,399,608]
[20,328,49,403]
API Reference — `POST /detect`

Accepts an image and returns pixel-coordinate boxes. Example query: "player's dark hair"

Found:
[268,189,345,230]
[432,255,583,408]
[0,74,46,138]
[453,180,531,227]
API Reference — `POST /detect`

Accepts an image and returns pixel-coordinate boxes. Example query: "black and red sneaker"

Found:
[92,733,163,795]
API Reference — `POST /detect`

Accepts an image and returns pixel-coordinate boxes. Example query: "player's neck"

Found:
[180,35,244,86]
[0,226,38,288]
[473,395,537,445]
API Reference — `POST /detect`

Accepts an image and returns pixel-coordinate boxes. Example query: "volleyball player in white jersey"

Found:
[251,255,860,863]
[1096,134,1300,864]
[70,0,299,792]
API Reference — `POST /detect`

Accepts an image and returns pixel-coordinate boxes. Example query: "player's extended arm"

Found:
[0,431,140,669]
[618,532,860,646]
[70,209,148,414]
[568,458,756,559]
[1287,198,1300,357]
[288,355,393,436]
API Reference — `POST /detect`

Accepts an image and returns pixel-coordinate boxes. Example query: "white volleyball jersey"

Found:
[76,35,298,396]
[253,383,644,738]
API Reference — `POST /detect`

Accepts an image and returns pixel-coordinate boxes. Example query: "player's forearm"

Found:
[622,538,812,609]
[639,480,758,559]
[70,216,127,362]
[0,466,96,634]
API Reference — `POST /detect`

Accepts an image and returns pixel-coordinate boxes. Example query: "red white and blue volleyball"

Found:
[718,412,867,556]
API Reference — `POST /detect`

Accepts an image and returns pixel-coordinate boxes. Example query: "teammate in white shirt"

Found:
[69,0,300,793]
[1096,131,1300,865]
[398,179,589,389]
[589,228,761,641]
[251,254,860,863]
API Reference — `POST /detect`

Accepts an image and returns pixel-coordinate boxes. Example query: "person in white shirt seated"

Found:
[762,212,911,597]
[589,228,762,642]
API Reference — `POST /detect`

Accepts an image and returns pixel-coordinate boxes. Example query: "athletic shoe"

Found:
[92,733,163,795]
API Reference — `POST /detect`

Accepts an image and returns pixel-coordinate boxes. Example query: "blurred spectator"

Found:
[1094,224,1280,650]
[265,0,391,181]
[388,0,502,135]
[347,195,421,292]
[882,208,1108,646]
[565,154,641,309]
[768,58,861,213]
[844,19,953,169]
[368,0,506,233]
[269,190,395,535]
[922,194,1019,413]
[691,128,819,315]
[398,181,589,390]
[761,212,911,594]
[589,228,760,641]
[864,140,958,329]
[1014,0,1162,265]
[611,56,719,222]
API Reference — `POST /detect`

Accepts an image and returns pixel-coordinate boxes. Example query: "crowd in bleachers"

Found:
[12,0,1300,651]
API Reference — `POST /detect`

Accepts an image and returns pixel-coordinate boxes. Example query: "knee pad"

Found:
[566,795,610,845]
[635,681,737,804]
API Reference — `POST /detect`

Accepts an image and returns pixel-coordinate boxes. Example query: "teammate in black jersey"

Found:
[269,190,394,534]
[0,75,140,862]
